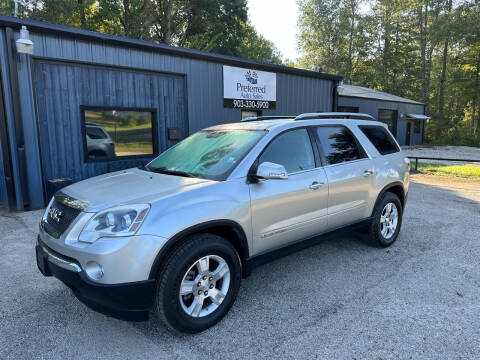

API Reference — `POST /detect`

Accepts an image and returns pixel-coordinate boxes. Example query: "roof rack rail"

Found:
[295,112,375,121]
[241,116,294,122]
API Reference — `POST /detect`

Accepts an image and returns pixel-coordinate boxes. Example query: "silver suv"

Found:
[36,113,410,333]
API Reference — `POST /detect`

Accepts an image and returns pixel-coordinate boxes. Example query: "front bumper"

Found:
[36,237,155,321]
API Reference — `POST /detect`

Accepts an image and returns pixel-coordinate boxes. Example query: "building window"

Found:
[378,109,397,136]
[81,107,156,161]
[413,120,421,134]
[241,110,261,120]
[337,106,359,113]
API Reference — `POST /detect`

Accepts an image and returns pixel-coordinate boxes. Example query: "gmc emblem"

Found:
[48,207,63,223]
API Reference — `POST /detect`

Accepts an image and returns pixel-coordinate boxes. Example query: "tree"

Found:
[298,0,480,146]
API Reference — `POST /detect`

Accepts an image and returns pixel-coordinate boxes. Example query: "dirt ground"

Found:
[402,145,480,165]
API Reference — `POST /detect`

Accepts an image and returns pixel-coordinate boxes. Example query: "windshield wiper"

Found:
[150,167,196,178]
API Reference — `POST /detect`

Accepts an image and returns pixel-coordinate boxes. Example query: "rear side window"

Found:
[259,129,315,174]
[359,126,399,155]
[315,126,367,165]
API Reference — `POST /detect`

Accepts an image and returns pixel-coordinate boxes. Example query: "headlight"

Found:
[79,204,150,243]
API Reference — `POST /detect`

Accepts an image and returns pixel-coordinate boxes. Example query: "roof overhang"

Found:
[406,114,430,120]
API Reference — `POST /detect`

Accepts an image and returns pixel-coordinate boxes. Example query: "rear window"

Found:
[315,126,367,165]
[359,126,399,155]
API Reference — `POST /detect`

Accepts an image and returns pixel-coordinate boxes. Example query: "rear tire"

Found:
[367,192,403,247]
[154,233,241,333]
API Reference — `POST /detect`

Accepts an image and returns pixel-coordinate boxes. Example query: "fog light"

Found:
[85,261,104,280]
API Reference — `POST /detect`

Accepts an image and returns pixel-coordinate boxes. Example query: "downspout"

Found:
[0,66,16,210]
[5,27,28,209]
[332,80,339,111]
[421,104,426,144]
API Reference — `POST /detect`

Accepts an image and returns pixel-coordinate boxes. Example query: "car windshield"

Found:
[146,129,265,180]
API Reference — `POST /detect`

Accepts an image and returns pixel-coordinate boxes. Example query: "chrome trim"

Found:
[38,241,82,273]
[55,193,89,211]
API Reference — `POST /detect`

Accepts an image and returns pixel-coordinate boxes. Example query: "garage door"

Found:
[33,60,187,186]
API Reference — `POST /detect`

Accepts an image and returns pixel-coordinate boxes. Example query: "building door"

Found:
[405,122,412,146]
[32,60,187,192]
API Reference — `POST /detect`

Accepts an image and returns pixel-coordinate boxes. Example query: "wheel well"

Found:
[149,223,249,280]
[385,185,405,209]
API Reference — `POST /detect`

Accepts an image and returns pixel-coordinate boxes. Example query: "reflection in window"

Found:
[359,126,399,155]
[316,126,366,165]
[378,109,397,135]
[147,130,265,181]
[413,120,421,134]
[259,129,315,174]
[83,108,154,160]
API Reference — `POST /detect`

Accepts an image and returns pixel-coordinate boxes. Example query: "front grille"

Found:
[43,197,82,238]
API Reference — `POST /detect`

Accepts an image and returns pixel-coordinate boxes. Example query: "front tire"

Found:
[154,233,241,333]
[368,192,403,247]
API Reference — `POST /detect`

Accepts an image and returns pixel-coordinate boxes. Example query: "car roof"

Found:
[204,118,387,132]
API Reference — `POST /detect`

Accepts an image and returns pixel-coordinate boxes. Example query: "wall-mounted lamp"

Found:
[336,80,345,94]
[16,26,34,55]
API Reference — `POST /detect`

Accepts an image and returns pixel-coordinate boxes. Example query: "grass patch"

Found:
[414,162,480,178]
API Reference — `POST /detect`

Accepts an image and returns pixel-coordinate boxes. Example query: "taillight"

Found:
[405,157,410,171]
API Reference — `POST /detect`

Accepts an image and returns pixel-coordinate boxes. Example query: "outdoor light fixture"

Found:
[336,80,345,94]
[16,26,34,55]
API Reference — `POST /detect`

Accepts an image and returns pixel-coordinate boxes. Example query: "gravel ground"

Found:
[1,174,480,360]
[402,145,480,165]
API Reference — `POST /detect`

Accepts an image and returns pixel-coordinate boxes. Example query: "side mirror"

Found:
[256,162,288,180]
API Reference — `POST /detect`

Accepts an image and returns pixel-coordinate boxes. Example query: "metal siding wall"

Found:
[0,28,24,209]
[29,33,334,130]
[0,81,5,206]
[5,31,334,205]
[338,96,425,145]
[33,60,187,184]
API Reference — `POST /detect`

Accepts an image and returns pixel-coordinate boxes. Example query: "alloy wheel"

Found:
[179,255,230,318]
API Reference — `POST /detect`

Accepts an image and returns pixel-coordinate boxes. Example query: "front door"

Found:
[405,122,412,146]
[249,128,329,254]
[314,125,374,229]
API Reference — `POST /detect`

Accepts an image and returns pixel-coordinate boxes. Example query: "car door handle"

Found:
[362,169,374,177]
[309,181,324,190]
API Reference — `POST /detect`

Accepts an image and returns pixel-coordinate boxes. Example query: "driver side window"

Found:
[259,129,315,174]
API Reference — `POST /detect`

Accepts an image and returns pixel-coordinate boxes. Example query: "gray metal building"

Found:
[338,85,428,146]
[0,15,341,211]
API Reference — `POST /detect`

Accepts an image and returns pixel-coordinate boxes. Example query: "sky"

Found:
[247,0,299,61]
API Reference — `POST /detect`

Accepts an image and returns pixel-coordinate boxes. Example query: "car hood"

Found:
[60,168,214,212]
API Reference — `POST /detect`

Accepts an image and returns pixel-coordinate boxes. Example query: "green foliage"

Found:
[0,0,282,65]
[415,162,480,178]
[298,0,480,146]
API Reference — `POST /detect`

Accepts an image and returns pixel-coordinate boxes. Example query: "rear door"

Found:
[314,125,374,229]
[249,128,329,254]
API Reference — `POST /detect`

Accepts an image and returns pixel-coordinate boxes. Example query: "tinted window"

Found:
[259,129,315,174]
[316,126,366,165]
[83,108,154,160]
[337,106,359,113]
[360,126,399,155]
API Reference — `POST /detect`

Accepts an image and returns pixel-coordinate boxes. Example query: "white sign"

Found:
[223,66,277,109]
